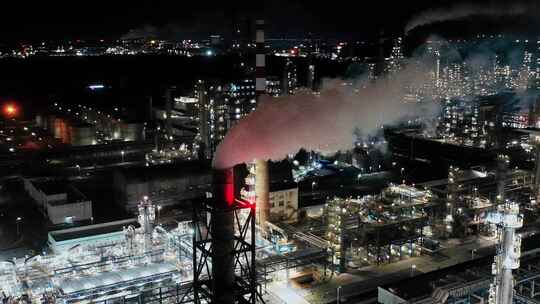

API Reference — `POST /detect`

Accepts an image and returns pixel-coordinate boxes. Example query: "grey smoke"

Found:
[405,2,535,34]
[213,57,440,169]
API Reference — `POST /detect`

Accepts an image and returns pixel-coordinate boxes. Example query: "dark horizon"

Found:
[3,0,540,44]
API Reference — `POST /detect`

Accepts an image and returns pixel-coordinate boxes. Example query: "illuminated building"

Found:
[268,182,299,223]
[282,58,298,95]
[266,76,282,96]
[228,78,257,123]
[517,51,533,90]
[194,79,230,156]
[307,63,316,91]
[386,37,405,75]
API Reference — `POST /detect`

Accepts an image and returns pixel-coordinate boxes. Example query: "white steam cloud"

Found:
[213,59,439,169]
[405,2,534,34]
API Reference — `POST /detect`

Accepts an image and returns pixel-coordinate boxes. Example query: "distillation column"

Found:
[487,202,523,304]
[137,196,156,252]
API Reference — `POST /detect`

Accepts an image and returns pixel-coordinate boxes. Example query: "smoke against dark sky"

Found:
[213,60,439,169]
[405,1,539,34]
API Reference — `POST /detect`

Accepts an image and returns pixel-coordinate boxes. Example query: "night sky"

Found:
[1,0,540,43]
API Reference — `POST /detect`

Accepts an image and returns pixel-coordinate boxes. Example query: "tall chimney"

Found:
[255,159,270,233]
[211,168,236,304]
[255,19,266,99]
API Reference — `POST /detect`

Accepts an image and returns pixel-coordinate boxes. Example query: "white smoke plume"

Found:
[213,60,439,169]
[405,2,534,34]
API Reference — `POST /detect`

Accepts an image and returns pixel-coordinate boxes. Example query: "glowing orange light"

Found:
[4,104,17,117]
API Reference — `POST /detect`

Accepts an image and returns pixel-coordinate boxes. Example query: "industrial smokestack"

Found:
[255,19,266,99]
[255,159,270,233]
[211,168,236,304]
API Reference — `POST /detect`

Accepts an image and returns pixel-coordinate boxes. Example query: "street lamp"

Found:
[75,164,81,175]
[121,150,125,163]
[337,286,343,304]
[410,264,416,277]
[311,181,316,195]
[157,205,162,224]
[16,217,22,237]
[357,173,362,184]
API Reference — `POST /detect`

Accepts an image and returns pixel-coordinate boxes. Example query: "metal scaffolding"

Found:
[192,197,263,304]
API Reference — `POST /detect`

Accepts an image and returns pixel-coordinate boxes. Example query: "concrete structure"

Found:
[255,159,270,232]
[24,178,93,225]
[269,182,299,223]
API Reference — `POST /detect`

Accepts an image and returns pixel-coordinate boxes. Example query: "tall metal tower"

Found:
[137,195,156,252]
[487,201,523,304]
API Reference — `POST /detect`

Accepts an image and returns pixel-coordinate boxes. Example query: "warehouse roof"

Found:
[49,218,139,242]
[59,262,177,295]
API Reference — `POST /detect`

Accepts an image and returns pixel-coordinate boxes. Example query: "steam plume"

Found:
[405,2,534,34]
[213,61,438,169]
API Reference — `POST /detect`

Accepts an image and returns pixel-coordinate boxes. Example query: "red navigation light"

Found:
[224,183,235,205]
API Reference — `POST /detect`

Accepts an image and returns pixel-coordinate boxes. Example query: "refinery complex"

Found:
[5,4,540,304]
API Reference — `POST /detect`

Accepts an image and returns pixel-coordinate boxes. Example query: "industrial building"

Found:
[268,182,299,223]
[24,178,93,225]
[0,197,194,304]
[9,19,540,304]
